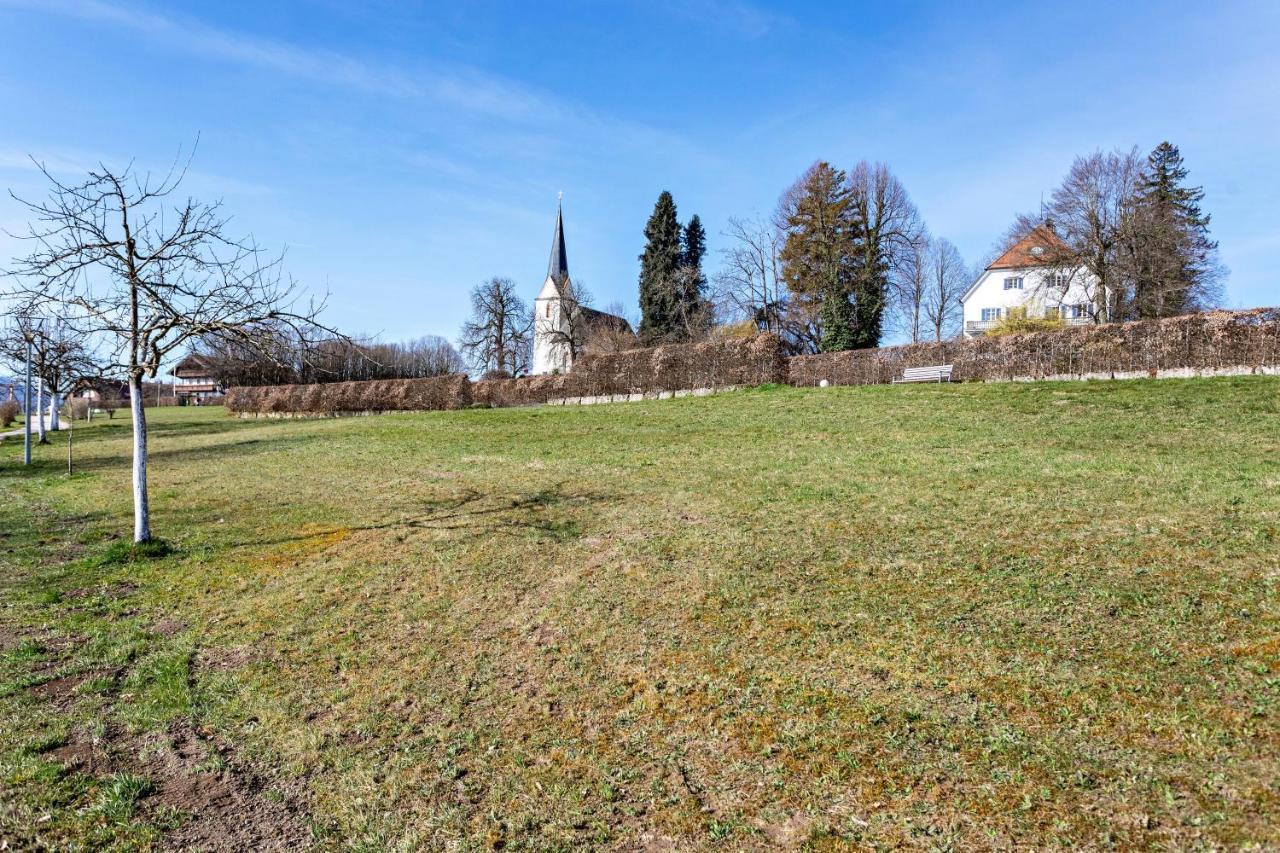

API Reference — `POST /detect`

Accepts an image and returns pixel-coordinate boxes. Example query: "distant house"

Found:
[75,378,129,403]
[961,224,1099,337]
[532,201,633,375]
[170,354,224,402]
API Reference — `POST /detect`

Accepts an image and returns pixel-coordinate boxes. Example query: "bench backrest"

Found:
[900,364,953,379]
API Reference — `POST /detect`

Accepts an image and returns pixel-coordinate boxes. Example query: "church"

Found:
[531,200,633,375]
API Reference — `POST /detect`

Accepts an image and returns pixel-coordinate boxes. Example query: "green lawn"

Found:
[1,378,1278,849]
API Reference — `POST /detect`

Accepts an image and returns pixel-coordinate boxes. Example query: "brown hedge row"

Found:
[225,373,472,414]
[226,334,788,414]
[471,374,571,408]
[788,308,1280,386]
[564,333,787,397]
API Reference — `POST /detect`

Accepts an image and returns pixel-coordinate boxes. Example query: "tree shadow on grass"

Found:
[232,484,619,551]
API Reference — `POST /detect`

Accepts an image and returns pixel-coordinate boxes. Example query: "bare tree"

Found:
[459,277,531,377]
[714,215,786,333]
[922,237,968,342]
[584,300,640,355]
[6,151,333,543]
[0,314,104,436]
[846,161,926,348]
[1014,148,1144,323]
[194,327,465,386]
[889,232,929,343]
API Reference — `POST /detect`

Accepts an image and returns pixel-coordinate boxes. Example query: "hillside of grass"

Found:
[2,378,1278,849]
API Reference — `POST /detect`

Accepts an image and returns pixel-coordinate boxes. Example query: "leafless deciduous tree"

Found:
[889,232,929,343]
[1003,148,1143,322]
[584,300,641,355]
[193,326,463,386]
[459,277,531,377]
[846,161,926,348]
[6,151,333,543]
[922,237,968,342]
[0,314,105,437]
[714,216,785,333]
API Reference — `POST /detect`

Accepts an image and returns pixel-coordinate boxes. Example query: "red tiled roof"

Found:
[988,225,1071,270]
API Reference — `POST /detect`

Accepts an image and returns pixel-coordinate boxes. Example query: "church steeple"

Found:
[547,196,569,287]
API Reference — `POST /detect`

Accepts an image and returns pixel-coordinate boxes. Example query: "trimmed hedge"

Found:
[788,308,1280,386]
[472,374,571,408]
[565,333,787,397]
[225,373,472,414]
[225,310,1280,414]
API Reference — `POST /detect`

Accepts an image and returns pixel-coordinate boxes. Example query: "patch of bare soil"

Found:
[24,620,311,850]
[150,617,185,637]
[50,721,311,851]
[28,672,94,709]
[145,724,312,852]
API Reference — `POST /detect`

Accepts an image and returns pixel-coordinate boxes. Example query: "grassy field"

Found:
[1,378,1278,849]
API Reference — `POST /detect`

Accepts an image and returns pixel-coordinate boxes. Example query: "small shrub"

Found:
[0,399,19,428]
[987,307,1065,336]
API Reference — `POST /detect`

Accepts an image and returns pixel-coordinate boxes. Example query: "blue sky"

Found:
[1,0,1277,347]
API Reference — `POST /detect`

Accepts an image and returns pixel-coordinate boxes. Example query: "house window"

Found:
[981,308,1002,322]
[1051,273,1071,289]
[1068,303,1089,319]
[545,302,551,318]
[1003,276,1024,290]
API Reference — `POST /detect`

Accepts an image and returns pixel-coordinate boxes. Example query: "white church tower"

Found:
[532,200,573,375]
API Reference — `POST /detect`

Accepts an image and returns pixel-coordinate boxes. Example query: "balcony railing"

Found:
[966,316,1094,333]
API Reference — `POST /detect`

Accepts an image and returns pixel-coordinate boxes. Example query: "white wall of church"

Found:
[532,284,571,375]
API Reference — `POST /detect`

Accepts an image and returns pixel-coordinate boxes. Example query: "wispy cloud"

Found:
[6,0,597,126]
[650,0,789,39]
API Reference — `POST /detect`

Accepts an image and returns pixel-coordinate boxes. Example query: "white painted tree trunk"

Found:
[36,382,46,443]
[50,392,60,430]
[128,373,151,543]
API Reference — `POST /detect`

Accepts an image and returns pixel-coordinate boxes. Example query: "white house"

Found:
[532,201,631,375]
[960,224,1099,337]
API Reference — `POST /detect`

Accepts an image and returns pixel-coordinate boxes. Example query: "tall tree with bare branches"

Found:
[714,215,786,333]
[846,161,925,349]
[459,277,531,377]
[6,151,332,543]
[922,237,967,342]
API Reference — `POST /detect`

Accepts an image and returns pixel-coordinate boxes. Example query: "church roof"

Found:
[547,201,569,286]
[577,305,633,335]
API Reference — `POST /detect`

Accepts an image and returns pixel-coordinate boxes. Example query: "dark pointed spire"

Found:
[547,195,569,286]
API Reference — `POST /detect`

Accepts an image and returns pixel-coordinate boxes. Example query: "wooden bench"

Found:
[892,364,954,384]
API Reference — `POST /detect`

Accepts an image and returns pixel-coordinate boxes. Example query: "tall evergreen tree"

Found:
[674,214,711,338]
[682,214,706,271]
[1128,142,1221,318]
[776,161,858,352]
[638,191,683,344]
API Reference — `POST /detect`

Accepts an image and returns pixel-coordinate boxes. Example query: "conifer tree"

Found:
[1127,142,1221,317]
[776,161,858,352]
[674,214,711,338]
[682,214,706,272]
[638,191,683,344]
